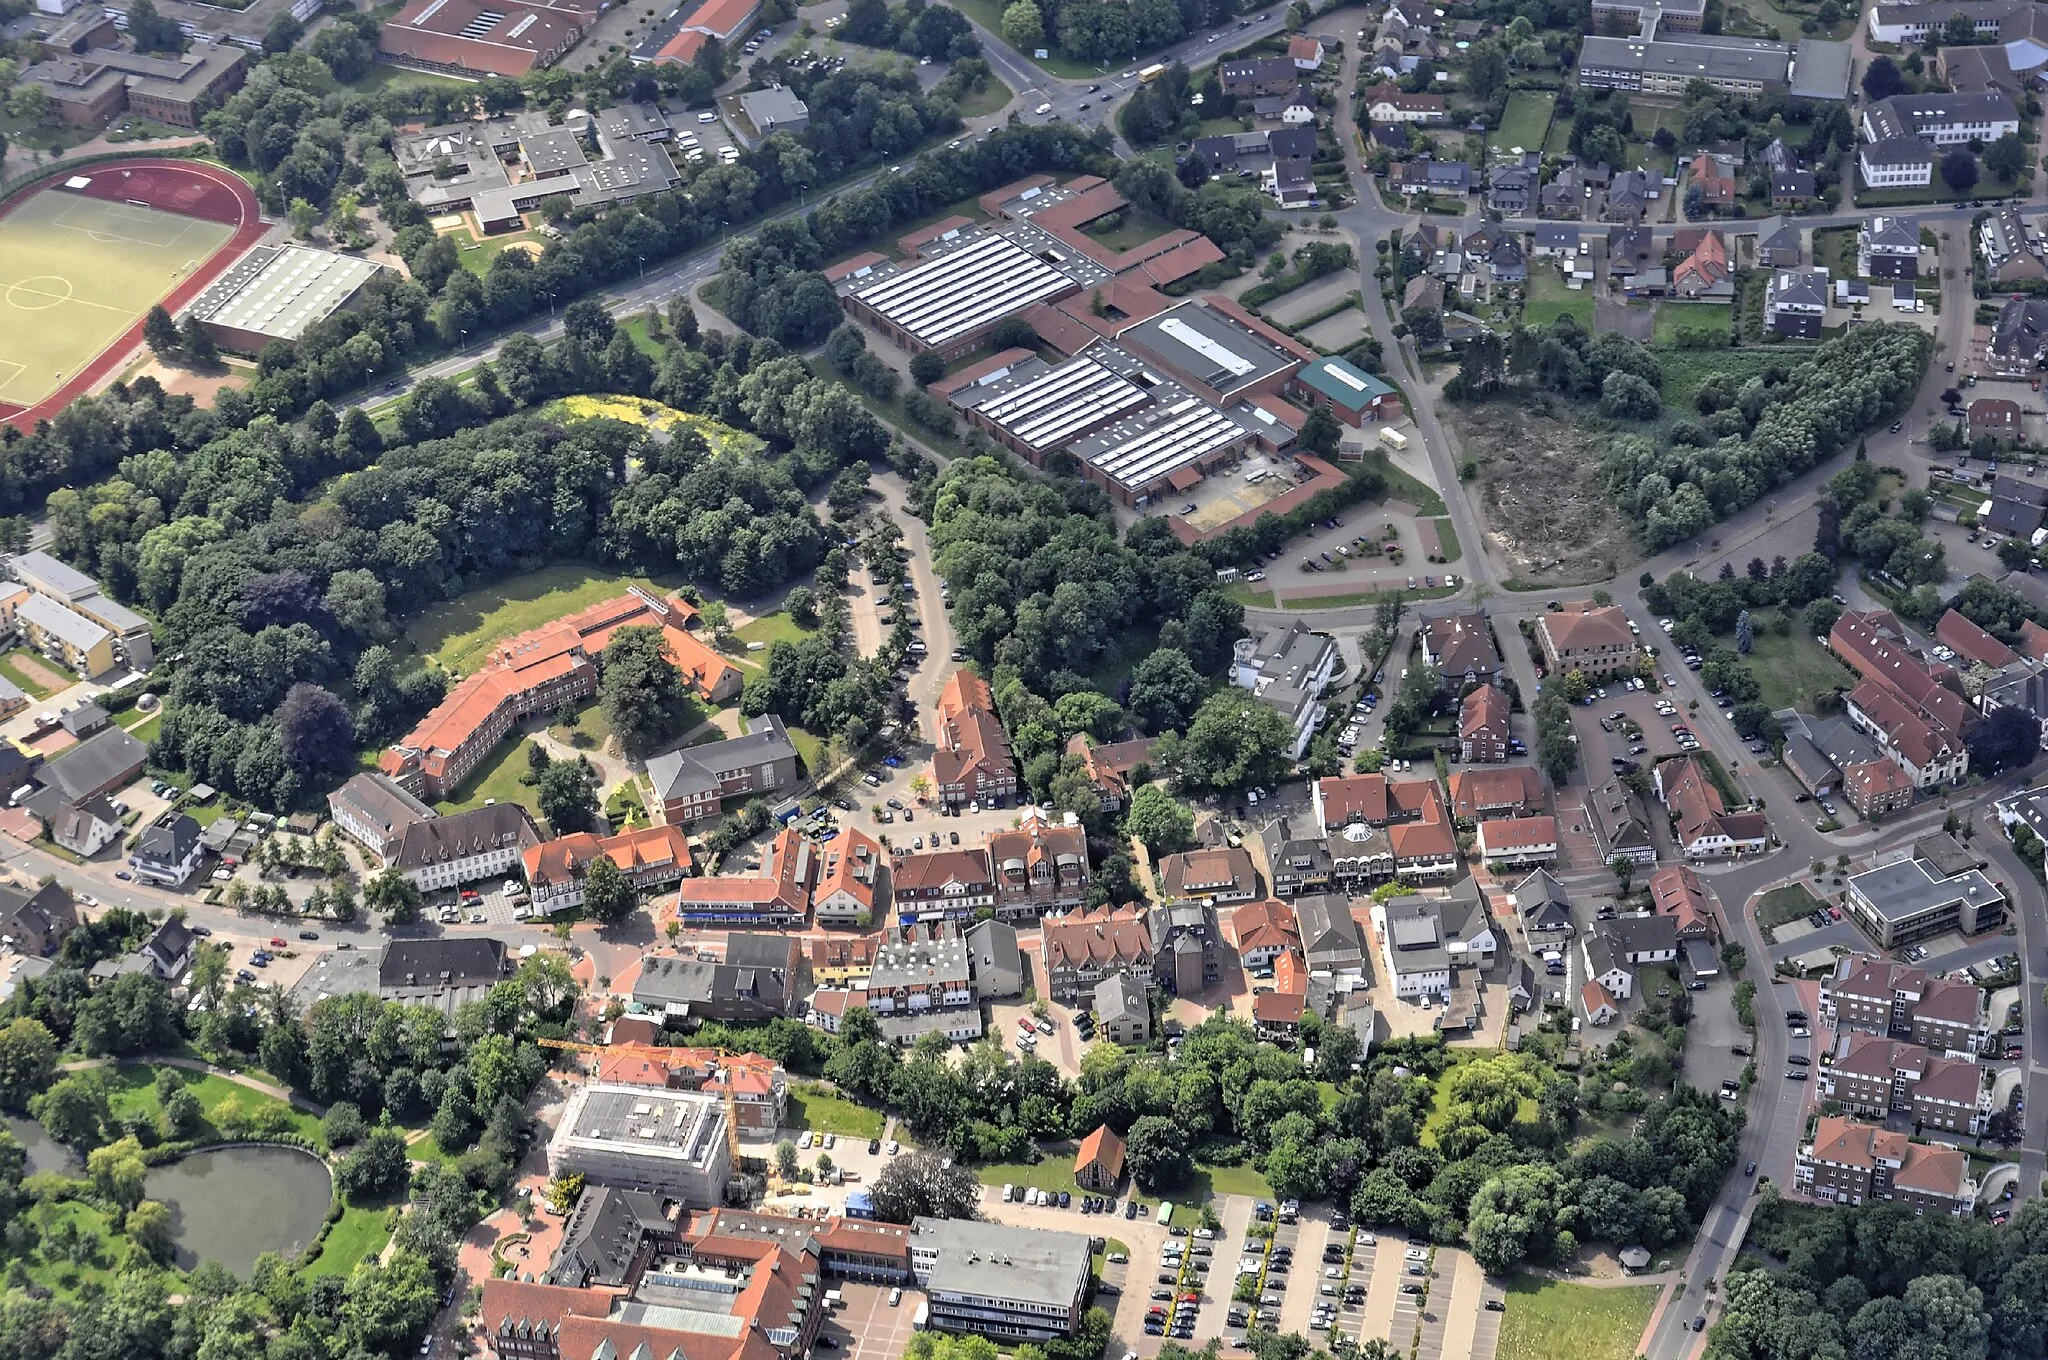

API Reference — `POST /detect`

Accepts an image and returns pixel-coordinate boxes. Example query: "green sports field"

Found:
[0,189,233,407]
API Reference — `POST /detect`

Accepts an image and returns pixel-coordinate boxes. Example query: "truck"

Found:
[1377,426,1410,452]
[1139,63,1168,81]
[913,1303,930,1331]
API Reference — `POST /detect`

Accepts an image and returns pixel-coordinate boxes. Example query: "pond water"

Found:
[2,1115,73,1177]
[142,1144,334,1275]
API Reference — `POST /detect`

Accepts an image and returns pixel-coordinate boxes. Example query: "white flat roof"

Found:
[852,232,1073,347]
[197,246,386,342]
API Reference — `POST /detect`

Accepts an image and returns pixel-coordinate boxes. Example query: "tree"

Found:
[1942,148,1981,194]
[5,83,47,124]
[322,1101,367,1148]
[31,1072,110,1149]
[1125,1114,1194,1190]
[1965,703,2039,774]
[1169,691,1295,790]
[537,758,598,834]
[1600,371,1662,420]
[143,305,181,359]
[1001,0,1044,48]
[601,626,695,756]
[365,868,423,924]
[1736,609,1754,655]
[1125,785,1195,855]
[775,1139,799,1177]
[288,197,321,238]
[277,683,355,775]
[1127,648,1207,734]
[868,1151,980,1223]
[909,351,946,386]
[582,853,638,925]
[335,1128,412,1203]
[1862,54,1905,99]
[0,1017,56,1111]
[161,1086,203,1139]
[125,1200,174,1263]
[179,312,218,365]
[1987,131,2027,182]
[87,1136,148,1210]
[1299,405,1343,457]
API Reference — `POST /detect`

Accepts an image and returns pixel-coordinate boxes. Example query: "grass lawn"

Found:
[788,725,828,779]
[407,563,686,673]
[350,63,476,95]
[1199,1162,1274,1199]
[1524,268,1594,329]
[1756,882,1825,931]
[1430,517,1461,564]
[406,1132,457,1164]
[1658,346,1812,420]
[619,313,667,358]
[1731,627,1857,712]
[1489,91,1555,158]
[304,1198,396,1277]
[450,227,548,276]
[103,1064,325,1147]
[0,650,58,699]
[9,1198,123,1299]
[736,610,817,655]
[122,713,161,746]
[551,698,613,752]
[786,1085,886,1138]
[432,734,542,818]
[1655,303,1731,346]
[955,73,1014,118]
[1085,208,1178,253]
[1379,461,1448,517]
[1497,1276,1659,1360]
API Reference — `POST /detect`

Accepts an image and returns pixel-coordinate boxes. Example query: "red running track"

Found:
[0,158,267,433]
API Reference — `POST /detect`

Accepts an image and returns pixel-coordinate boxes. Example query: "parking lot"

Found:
[821,1280,923,1360]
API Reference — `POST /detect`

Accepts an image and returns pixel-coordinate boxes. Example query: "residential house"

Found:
[1447,765,1543,821]
[1797,1117,1975,1214]
[932,671,1019,808]
[129,813,204,886]
[1063,735,1150,812]
[1075,1125,1126,1191]
[1403,273,1447,314]
[1580,980,1620,1025]
[48,796,119,858]
[986,811,1090,919]
[1581,929,1635,1000]
[1540,164,1591,219]
[1608,223,1653,273]
[1489,165,1533,216]
[1688,152,1737,209]
[1365,82,1446,123]
[1157,846,1259,906]
[1475,816,1558,868]
[1771,169,1817,206]
[1535,602,1637,678]
[643,715,802,824]
[1252,84,1316,125]
[1220,56,1301,96]
[891,848,995,925]
[1829,609,1972,788]
[1287,33,1324,68]
[1458,684,1512,762]
[1647,863,1720,940]
[1231,899,1301,968]
[1981,203,2045,283]
[1397,159,1472,197]
[1423,612,1501,686]
[1093,971,1150,1045]
[1489,235,1526,285]
[1911,1056,1989,1134]
[522,824,694,917]
[811,827,886,927]
[1260,818,1333,899]
[1603,169,1654,223]
[1588,776,1656,864]
[1656,756,1769,858]
[1607,913,1678,964]
[1040,906,1152,1003]
[1991,296,2048,374]
[1969,397,2024,442]
[1313,774,1457,883]
[1671,230,1733,300]
[1511,869,1573,937]
[1765,266,1829,339]
[1295,893,1365,976]
[1859,213,1923,278]
[1859,136,1936,187]
[1148,901,1220,996]
[1760,222,1804,267]
[809,934,879,985]
[0,882,75,957]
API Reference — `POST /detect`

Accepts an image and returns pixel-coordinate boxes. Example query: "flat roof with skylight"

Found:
[950,353,1153,453]
[847,222,1107,350]
[1118,297,1299,397]
[184,244,388,345]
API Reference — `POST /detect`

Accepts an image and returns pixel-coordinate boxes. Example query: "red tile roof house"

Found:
[1230,899,1301,968]
[1910,975,1990,1054]
[1040,906,1152,1003]
[1687,153,1738,209]
[1458,685,1511,763]
[1822,955,1936,1033]
[1844,758,1915,820]
[1581,979,1620,1025]
[987,811,1091,919]
[1655,756,1768,859]
[1158,845,1260,905]
[932,670,1019,808]
[1075,1125,1126,1190]
[1288,33,1325,68]
[1969,397,2024,442]
[1252,947,1310,1040]
[1447,765,1542,821]
[1829,609,1973,787]
[1647,864,1720,940]
[1935,608,2020,669]
[1797,1117,1975,1215]
[1475,815,1558,868]
[1534,602,1637,678]
[1910,1055,1990,1134]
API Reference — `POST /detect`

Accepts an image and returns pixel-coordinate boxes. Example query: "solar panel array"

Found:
[1087,397,1244,492]
[459,8,505,38]
[853,233,1072,348]
[204,248,384,341]
[972,358,1150,451]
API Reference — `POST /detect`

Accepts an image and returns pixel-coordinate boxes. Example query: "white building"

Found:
[546,1082,732,1207]
[392,803,542,891]
[909,1216,1093,1341]
[1230,621,1338,760]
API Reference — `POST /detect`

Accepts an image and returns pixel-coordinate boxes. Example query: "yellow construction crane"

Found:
[536,1038,745,1170]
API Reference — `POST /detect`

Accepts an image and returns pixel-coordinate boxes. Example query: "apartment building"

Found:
[521,824,693,915]
[1912,1055,1989,1134]
[1824,1031,1932,1115]
[1458,685,1511,763]
[392,803,543,892]
[644,715,802,825]
[1796,1117,1975,1215]
[932,671,1019,808]
[668,827,813,928]
[1420,612,1501,687]
[864,922,977,1042]
[1656,756,1768,858]
[1040,906,1151,1003]
[1231,621,1338,760]
[327,773,435,864]
[909,1217,1093,1340]
[811,828,886,927]
[986,811,1089,918]
[891,847,995,924]
[1535,602,1637,678]
[1820,952,1990,1053]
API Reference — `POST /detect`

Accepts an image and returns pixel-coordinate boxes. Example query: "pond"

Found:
[3,1115,74,1177]
[143,1144,334,1275]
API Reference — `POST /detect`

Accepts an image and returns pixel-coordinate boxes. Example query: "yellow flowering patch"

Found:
[546,394,765,458]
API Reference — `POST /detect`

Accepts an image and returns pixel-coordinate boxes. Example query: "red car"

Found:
[269,937,288,948]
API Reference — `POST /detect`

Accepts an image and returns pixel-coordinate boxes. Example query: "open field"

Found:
[432,734,544,817]
[1524,268,1593,328]
[0,649,59,698]
[1497,1277,1658,1360]
[1756,882,1825,931]
[450,227,547,275]
[1655,302,1730,346]
[350,63,476,95]
[0,190,234,408]
[735,610,816,655]
[406,564,686,673]
[1728,626,1856,712]
[787,1085,887,1138]
[1489,91,1555,158]
[304,1198,396,1277]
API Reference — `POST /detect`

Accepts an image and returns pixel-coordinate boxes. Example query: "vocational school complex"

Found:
[829,174,1401,529]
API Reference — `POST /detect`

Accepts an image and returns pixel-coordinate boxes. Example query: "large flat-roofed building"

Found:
[93,0,325,52]
[6,550,152,672]
[1578,30,1799,95]
[23,38,246,129]
[947,350,1154,461]
[181,245,390,355]
[1845,852,2005,947]
[394,109,680,231]
[1067,366,1262,509]
[547,1081,732,1207]
[1114,296,1308,406]
[844,223,1106,359]
[1863,90,2019,145]
[379,0,593,77]
[909,1216,1093,1340]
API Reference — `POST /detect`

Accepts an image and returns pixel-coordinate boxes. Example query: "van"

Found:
[1003,1183,1014,1202]
[890,1288,903,1307]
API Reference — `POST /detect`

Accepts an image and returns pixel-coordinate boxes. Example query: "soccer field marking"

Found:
[49,198,202,251]
[0,361,24,391]
[1,275,129,314]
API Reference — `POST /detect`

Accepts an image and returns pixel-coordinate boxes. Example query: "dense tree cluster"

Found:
[1601,325,1931,549]
[1005,0,1245,67]
[1710,1195,2048,1360]
[837,0,982,59]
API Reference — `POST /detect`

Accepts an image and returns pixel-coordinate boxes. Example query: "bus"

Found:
[1139,63,1168,82]
[1157,1201,1175,1228]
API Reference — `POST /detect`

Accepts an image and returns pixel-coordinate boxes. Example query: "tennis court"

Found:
[0,188,235,408]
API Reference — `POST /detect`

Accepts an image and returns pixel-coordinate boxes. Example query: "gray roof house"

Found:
[39,727,146,804]
[1296,893,1366,975]
[738,86,809,138]
[1512,869,1573,935]
[1093,970,1150,1045]
[0,881,76,957]
[1760,222,1803,267]
[965,919,1023,999]
[94,917,194,983]
[1489,234,1527,284]
[129,812,203,886]
[634,934,804,1024]
[1489,166,1533,216]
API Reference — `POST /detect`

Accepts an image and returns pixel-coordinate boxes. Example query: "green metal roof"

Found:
[1295,357,1396,408]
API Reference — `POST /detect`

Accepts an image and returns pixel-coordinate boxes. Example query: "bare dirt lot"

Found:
[1302,308,1372,350]
[1441,400,1639,585]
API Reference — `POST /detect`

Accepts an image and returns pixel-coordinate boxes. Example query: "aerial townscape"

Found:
[7,1,2048,1360]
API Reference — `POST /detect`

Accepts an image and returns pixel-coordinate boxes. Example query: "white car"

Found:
[1035,102,1053,114]
[890,1288,903,1307]
[885,1139,899,1155]
[698,111,717,123]
[799,1131,814,1149]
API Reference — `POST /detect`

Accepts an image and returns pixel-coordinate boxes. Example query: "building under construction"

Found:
[547,1081,734,1207]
